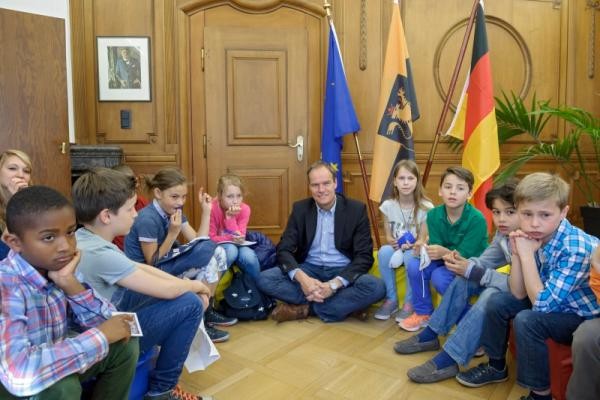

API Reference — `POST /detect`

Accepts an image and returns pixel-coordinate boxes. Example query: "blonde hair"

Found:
[217,174,245,198]
[389,159,431,234]
[0,149,33,231]
[514,172,570,209]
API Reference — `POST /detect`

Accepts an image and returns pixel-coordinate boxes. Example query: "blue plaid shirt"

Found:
[0,251,114,396]
[533,219,600,317]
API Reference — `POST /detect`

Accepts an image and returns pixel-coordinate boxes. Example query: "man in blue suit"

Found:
[257,161,385,322]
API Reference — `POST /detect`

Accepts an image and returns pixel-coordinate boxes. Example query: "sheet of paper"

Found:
[419,245,431,271]
[217,240,256,247]
[184,319,220,372]
[112,311,143,337]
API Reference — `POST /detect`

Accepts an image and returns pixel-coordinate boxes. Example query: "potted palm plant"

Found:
[494,92,600,236]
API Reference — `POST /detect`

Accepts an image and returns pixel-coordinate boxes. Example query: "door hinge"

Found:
[203,134,207,158]
[201,47,205,71]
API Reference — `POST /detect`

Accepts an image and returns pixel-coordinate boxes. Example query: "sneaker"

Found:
[373,300,398,320]
[455,362,508,388]
[144,385,215,400]
[398,312,430,332]
[395,303,414,322]
[407,359,459,383]
[205,308,237,327]
[393,335,440,354]
[205,325,230,343]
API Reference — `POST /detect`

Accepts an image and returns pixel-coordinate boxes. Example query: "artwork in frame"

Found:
[97,36,151,101]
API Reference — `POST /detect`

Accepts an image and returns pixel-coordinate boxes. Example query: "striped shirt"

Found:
[534,219,600,318]
[0,251,113,396]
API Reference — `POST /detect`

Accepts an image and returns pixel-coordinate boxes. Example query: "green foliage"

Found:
[494,92,600,206]
[444,91,600,206]
[495,92,551,144]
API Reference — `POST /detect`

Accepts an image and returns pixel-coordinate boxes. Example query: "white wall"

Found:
[0,0,75,143]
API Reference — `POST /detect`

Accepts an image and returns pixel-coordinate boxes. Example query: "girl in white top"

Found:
[374,159,433,321]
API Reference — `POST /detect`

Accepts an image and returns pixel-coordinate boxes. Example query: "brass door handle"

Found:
[287,135,304,162]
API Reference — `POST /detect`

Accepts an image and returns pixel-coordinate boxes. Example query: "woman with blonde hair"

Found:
[0,149,33,258]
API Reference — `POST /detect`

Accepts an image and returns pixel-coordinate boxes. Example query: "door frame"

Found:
[175,0,326,225]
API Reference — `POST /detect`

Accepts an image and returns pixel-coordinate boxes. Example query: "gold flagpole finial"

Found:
[323,1,332,19]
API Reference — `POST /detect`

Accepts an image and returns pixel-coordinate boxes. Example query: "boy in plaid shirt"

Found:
[456,173,600,400]
[0,186,137,399]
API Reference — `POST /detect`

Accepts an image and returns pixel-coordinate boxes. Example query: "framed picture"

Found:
[97,36,151,101]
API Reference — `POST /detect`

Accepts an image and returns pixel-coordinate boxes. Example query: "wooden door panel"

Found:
[228,167,288,232]
[227,50,287,144]
[204,25,309,240]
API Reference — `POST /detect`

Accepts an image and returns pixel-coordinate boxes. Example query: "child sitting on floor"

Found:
[374,160,433,321]
[457,173,599,400]
[209,173,261,281]
[399,166,488,332]
[73,168,214,400]
[394,180,520,383]
[0,186,137,399]
[124,167,235,342]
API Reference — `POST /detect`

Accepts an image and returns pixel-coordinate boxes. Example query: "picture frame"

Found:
[96,36,151,101]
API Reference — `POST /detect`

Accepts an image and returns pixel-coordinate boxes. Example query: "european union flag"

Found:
[321,21,360,193]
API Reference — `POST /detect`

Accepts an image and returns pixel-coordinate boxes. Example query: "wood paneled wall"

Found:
[69,0,599,230]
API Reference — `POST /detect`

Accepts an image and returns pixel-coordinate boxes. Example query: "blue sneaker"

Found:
[455,362,508,387]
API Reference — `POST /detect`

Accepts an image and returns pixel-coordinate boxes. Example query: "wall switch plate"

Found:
[120,110,131,129]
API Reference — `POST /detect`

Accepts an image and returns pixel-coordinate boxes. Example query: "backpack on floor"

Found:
[220,270,275,320]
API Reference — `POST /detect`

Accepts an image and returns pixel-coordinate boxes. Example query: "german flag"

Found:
[369,0,419,203]
[446,0,499,232]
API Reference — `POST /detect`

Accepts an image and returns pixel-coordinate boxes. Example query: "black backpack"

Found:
[220,270,275,320]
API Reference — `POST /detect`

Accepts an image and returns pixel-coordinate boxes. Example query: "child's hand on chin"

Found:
[48,250,81,284]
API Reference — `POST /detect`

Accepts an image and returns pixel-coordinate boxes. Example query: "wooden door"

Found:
[0,8,71,196]
[189,5,322,241]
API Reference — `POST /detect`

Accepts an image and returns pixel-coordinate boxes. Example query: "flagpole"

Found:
[422,0,480,186]
[353,133,382,248]
[323,1,382,248]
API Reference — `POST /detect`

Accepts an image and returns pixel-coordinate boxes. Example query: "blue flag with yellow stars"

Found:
[321,19,361,193]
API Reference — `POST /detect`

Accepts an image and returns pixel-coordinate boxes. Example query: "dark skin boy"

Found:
[2,205,133,344]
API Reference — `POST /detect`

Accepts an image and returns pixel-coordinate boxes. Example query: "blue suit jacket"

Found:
[276,194,374,283]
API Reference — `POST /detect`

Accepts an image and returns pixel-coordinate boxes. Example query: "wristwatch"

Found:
[328,279,341,293]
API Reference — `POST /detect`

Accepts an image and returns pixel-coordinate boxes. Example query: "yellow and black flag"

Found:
[369,0,419,203]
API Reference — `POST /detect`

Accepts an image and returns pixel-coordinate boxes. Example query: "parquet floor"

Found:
[179,313,529,400]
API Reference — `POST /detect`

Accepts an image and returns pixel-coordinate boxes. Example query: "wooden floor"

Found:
[179,312,529,400]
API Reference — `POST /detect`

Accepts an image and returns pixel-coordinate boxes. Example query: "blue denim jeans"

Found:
[377,245,414,305]
[481,291,584,391]
[257,263,385,322]
[221,243,261,280]
[116,290,203,395]
[406,257,455,315]
[428,277,502,365]
[156,239,216,277]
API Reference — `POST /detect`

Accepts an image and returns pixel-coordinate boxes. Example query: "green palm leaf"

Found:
[495,92,550,144]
